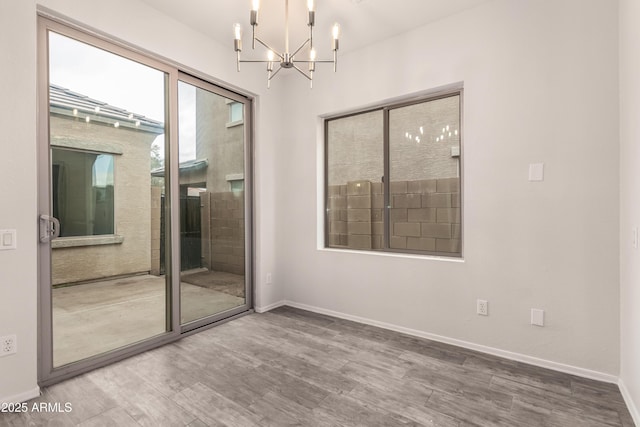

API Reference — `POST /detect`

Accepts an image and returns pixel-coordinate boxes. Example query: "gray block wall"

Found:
[328,178,461,256]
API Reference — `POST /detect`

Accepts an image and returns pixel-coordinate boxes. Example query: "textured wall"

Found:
[196,91,245,193]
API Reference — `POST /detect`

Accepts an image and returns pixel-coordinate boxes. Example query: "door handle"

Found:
[39,215,61,243]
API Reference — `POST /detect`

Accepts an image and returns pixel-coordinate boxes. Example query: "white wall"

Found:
[278,0,621,376]
[0,0,285,401]
[619,0,640,421]
[0,0,39,403]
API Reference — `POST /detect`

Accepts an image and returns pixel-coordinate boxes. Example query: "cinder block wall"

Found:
[328,178,461,256]
[208,191,245,275]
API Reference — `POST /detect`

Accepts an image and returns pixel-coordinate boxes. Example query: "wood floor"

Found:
[2,306,635,426]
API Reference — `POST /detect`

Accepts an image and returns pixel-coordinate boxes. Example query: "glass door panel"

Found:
[48,31,168,367]
[178,80,247,325]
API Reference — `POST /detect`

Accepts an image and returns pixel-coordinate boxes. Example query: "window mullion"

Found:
[383,107,391,251]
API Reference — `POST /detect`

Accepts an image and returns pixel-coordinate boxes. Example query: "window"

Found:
[227,101,244,126]
[325,90,462,257]
[226,173,244,193]
[52,148,115,237]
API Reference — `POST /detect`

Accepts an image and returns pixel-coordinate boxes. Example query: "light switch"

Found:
[529,163,544,182]
[0,230,17,250]
[531,308,545,327]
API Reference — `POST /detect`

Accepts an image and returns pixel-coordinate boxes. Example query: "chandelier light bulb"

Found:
[307,0,315,12]
[310,48,317,61]
[332,23,341,40]
[252,0,260,12]
[233,23,242,40]
[267,50,275,61]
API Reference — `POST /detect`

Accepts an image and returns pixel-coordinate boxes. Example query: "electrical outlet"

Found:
[0,334,17,357]
[477,299,488,316]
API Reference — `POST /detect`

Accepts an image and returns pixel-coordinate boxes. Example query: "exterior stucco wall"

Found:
[50,115,161,285]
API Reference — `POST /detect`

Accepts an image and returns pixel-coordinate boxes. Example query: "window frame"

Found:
[226,100,244,127]
[324,87,464,258]
[50,147,117,240]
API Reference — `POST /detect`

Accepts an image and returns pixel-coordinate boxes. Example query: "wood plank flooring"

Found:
[1,306,635,426]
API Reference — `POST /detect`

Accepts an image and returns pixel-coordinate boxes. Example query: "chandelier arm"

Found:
[292,64,312,81]
[252,25,256,49]
[294,59,334,63]
[269,67,283,80]
[254,37,284,59]
[240,60,275,63]
[290,38,310,59]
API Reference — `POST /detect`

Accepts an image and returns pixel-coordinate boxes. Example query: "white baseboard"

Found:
[282,300,619,384]
[618,379,640,425]
[254,300,286,313]
[0,387,40,404]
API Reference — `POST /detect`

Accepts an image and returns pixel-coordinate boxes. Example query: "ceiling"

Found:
[139,0,493,57]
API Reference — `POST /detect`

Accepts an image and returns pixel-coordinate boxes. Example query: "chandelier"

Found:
[233,0,340,88]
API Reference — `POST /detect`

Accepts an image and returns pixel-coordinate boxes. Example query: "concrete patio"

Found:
[52,271,245,366]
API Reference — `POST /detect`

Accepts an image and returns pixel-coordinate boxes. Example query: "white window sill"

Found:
[226,120,244,128]
[52,235,124,249]
[318,247,465,263]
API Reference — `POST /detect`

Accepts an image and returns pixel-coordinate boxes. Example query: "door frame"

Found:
[37,14,254,387]
[176,72,254,334]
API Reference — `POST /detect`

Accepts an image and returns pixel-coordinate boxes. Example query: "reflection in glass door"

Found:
[177,77,248,325]
[47,31,168,367]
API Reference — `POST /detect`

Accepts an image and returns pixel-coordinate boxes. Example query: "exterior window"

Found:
[52,148,115,237]
[229,180,244,193]
[228,102,243,126]
[325,90,462,257]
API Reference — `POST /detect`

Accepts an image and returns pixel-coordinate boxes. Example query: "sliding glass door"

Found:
[45,29,169,369]
[177,75,251,328]
[38,17,253,385]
